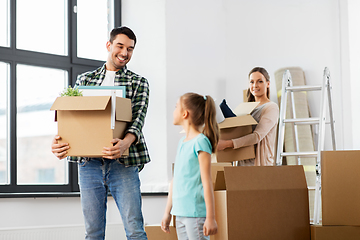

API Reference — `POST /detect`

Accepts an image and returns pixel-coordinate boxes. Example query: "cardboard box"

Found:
[216,102,258,162]
[322,150,360,226]
[50,96,132,157]
[145,226,177,240]
[211,165,310,240]
[311,224,360,240]
[211,162,232,188]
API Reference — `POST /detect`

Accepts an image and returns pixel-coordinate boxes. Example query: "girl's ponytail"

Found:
[203,95,219,153]
[180,93,220,153]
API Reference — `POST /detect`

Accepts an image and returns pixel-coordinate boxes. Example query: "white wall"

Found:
[166,0,351,172]
[348,0,360,148]
[1,0,356,238]
[122,0,169,193]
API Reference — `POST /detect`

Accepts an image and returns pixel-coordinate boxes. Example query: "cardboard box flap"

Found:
[211,162,232,187]
[214,170,226,191]
[233,102,259,116]
[115,97,132,122]
[50,96,111,111]
[223,165,307,191]
[219,115,258,129]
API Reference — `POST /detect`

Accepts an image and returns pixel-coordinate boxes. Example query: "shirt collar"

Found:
[102,63,128,75]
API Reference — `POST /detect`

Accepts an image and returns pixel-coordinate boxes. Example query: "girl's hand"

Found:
[217,139,233,151]
[203,217,218,236]
[161,213,172,234]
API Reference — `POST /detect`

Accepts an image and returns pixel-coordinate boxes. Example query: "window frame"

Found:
[0,0,121,197]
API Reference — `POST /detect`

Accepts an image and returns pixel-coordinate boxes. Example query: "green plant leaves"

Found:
[60,85,83,97]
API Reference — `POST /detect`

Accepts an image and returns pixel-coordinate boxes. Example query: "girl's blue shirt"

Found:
[171,133,212,217]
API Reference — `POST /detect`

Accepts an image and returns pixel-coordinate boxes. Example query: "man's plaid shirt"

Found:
[71,64,150,168]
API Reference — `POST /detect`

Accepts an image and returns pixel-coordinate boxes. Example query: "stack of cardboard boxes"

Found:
[311,150,360,240]
[210,102,311,240]
[146,101,312,239]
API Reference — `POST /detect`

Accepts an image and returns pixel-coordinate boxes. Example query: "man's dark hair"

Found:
[109,26,137,45]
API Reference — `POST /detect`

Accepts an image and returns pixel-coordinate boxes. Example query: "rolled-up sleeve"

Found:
[125,77,149,144]
[232,103,279,149]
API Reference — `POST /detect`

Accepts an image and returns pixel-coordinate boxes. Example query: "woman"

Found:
[217,67,279,166]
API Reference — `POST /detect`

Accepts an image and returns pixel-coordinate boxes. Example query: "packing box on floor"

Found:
[211,162,232,188]
[50,96,132,157]
[216,102,258,162]
[145,226,177,240]
[311,224,360,240]
[210,165,310,240]
[322,150,360,226]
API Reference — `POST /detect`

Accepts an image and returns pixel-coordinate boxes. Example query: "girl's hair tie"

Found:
[203,95,207,101]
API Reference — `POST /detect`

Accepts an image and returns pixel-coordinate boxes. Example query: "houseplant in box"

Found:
[60,85,83,96]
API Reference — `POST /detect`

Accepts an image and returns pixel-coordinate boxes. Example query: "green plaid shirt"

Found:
[71,64,150,169]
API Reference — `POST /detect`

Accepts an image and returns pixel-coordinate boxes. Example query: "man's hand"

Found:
[51,135,69,160]
[102,133,136,159]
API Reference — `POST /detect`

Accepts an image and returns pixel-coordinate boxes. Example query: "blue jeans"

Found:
[78,158,147,240]
[176,216,209,240]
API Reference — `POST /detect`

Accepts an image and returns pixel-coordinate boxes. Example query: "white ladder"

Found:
[276,67,336,224]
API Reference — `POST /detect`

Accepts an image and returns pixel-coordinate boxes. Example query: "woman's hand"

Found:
[217,139,234,151]
[203,217,218,236]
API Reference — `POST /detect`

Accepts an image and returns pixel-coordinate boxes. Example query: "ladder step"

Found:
[283,118,320,124]
[285,86,322,92]
[280,151,318,157]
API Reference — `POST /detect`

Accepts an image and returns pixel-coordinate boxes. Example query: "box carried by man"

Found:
[51,95,132,157]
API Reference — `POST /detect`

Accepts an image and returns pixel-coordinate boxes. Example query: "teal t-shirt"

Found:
[171,133,212,217]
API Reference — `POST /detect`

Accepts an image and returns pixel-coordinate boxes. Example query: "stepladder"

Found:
[276,67,336,224]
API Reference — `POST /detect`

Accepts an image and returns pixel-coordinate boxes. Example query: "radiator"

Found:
[0,224,125,240]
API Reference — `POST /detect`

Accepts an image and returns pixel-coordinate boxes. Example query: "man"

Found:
[51,26,150,240]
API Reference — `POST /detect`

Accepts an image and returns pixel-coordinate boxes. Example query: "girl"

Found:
[161,93,219,240]
[218,67,279,166]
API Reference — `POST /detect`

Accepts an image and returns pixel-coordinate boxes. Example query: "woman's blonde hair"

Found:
[180,93,219,153]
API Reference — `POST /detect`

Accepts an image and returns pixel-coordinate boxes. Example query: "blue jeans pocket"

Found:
[78,158,90,167]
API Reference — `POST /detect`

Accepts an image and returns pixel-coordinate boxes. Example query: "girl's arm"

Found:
[161,179,173,234]
[198,151,218,236]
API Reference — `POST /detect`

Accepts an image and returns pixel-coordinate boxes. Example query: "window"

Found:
[16,0,68,55]
[16,65,68,185]
[0,62,9,185]
[0,0,121,196]
[77,0,114,61]
[0,0,10,47]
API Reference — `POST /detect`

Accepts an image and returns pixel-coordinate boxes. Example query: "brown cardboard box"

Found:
[322,150,360,226]
[211,162,232,187]
[50,96,132,157]
[145,226,177,240]
[216,102,258,162]
[211,165,310,240]
[311,224,360,240]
